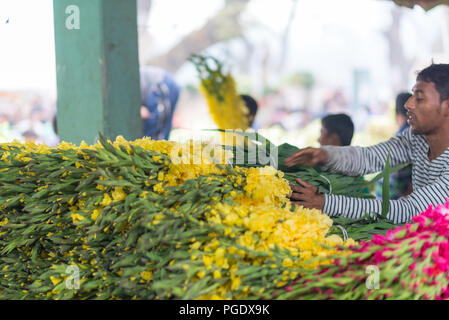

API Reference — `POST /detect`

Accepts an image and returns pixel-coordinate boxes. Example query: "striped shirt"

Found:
[320,127,449,224]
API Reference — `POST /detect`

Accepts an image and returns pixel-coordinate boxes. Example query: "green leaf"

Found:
[381,152,391,219]
[365,163,407,186]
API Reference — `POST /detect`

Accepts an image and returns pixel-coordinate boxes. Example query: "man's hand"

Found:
[284,147,328,167]
[288,178,325,210]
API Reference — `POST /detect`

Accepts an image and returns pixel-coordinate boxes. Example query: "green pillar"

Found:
[53,0,142,145]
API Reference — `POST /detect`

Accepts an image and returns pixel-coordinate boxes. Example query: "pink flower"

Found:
[332,273,340,278]
[324,289,333,296]
[281,200,449,300]
[372,234,386,245]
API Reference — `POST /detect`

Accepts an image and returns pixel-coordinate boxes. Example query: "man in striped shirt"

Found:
[284,64,449,224]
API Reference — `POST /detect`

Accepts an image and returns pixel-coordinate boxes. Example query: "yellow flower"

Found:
[140,271,152,281]
[153,183,166,194]
[91,207,102,221]
[214,248,228,268]
[203,255,213,269]
[237,231,255,249]
[0,218,8,226]
[243,166,291,206]
[213,270,222,279]
[50,276,62,286]
[70,213,84,224]
[57,141,76,150]
[325,234,344,246]
[190,241,202,250]
[111,187,127,202]
[96,183,107,191]
[100,193,112,207]
[231,275,241,291]
[282,257,293,268]
[79,141,89,149]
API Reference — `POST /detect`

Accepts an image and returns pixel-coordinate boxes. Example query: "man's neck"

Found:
[425,128,449,160]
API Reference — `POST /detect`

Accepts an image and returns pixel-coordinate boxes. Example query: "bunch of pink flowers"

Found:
[271,201,449,300]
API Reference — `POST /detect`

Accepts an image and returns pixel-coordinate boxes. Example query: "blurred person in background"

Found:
[318,113,369,195]
[240,94,259,129]
[375,92,413,200]
[322,89,349,114]
[51,114,60,146]
[15,106,43,134]
[52,114,58,137]
[22,130,38,143]
[395,92,413,135]
[15,105,58,146]
[0,112,21,143]
[0,112,12,143]
[140,66,180,140]
[318,113,354,147]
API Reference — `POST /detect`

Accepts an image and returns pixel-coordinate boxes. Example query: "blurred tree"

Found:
[278,0,298,74]
[137,0,153,65]
[136,0,449,75]
[137,0,152,24]
[444,6,449,56]
[143,0,250,73]
[383,6,414,95]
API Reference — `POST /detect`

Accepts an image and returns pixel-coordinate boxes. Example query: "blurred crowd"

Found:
[0,82,395,152]
[0,91,58,146]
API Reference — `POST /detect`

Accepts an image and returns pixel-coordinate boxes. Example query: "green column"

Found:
[53,0,142,145]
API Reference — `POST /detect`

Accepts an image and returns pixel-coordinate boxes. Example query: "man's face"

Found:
[318,126,341,146]
[247,114,255,127]
[405,80,447,135]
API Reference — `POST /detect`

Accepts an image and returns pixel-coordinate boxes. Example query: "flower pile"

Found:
[190,55,250,135]
[272,201,449,300]
[0,135,352,300]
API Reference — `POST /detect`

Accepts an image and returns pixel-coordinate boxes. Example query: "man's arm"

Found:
[320,129,413,176]
[323,173,449,224]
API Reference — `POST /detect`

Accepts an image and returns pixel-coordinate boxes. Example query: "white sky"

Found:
[0,0,56,96]
[0,0,448,99]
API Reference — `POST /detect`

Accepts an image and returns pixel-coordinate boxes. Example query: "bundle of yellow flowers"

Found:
[190,55,250,137]
[0,135,354,299]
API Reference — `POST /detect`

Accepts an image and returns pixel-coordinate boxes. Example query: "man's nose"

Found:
[404,97,414,111]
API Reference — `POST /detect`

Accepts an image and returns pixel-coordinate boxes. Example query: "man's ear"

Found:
[443,99,449,117]
[329,133,342,146]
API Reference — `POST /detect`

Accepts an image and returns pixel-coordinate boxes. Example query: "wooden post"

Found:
[53,0,142,144]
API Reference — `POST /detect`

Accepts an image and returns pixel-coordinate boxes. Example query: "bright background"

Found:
[1,0,448,147]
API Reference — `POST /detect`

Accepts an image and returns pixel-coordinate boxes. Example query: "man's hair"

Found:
[395,92,412,116]
[240,94,258,117]
[417,64,449,102]
[321,113,354,146]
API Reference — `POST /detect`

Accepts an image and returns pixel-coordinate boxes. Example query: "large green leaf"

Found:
[381,152,391,218]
